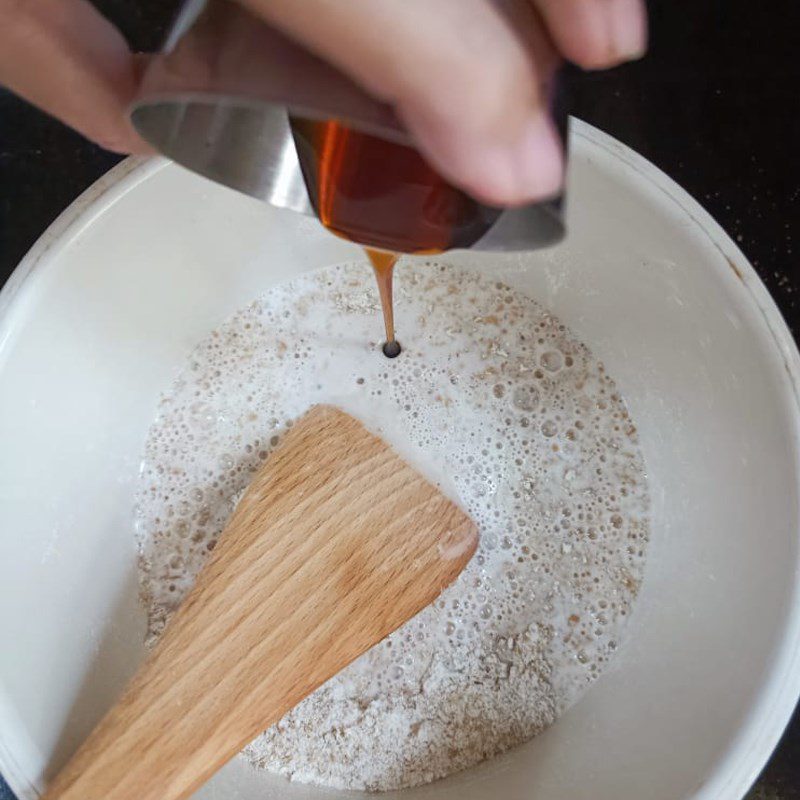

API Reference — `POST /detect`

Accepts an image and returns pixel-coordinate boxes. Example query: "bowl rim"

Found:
[0,120,798,800]
[572,122,800,800]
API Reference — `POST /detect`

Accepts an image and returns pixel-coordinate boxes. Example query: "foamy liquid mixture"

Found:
[135,260,650,791]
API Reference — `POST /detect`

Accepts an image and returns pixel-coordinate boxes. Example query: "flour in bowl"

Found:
[134,260,650,791]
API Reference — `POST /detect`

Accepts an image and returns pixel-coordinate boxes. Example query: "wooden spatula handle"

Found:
[42,406,477,800]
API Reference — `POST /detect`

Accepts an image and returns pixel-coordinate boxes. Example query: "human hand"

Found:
[0,0,646,205]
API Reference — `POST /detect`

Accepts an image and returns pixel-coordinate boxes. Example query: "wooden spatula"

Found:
[42,405,477,800]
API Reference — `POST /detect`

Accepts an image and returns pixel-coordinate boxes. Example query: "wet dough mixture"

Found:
[135,260,650,791]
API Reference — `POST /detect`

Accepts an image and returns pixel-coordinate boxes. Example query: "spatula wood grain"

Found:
[42,405,477,800]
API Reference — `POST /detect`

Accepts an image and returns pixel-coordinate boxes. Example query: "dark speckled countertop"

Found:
[0,0,798,798]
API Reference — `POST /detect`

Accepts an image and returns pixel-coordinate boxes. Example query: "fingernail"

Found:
[460,115,564,206]
[609,0,648,61]
[508,114,564,204]
[402,108,562,206]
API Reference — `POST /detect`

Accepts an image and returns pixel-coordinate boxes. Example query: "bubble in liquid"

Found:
[217,453,235,470]
[541,420,558,437]
[188,401,216,430]
[512,384,540,412]
[541,350,564,372]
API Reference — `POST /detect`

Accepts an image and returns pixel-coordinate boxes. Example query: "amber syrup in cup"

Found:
[290,118,501,356]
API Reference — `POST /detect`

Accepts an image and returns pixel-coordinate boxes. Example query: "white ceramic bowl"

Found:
[1,121,799,800]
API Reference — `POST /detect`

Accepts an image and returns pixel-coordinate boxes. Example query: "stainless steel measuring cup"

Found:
[130,0,567,251]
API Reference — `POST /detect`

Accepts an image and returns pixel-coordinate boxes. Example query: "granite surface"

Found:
[0,0,798,797]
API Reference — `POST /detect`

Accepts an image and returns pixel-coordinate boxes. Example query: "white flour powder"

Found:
[135,260,650,791]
